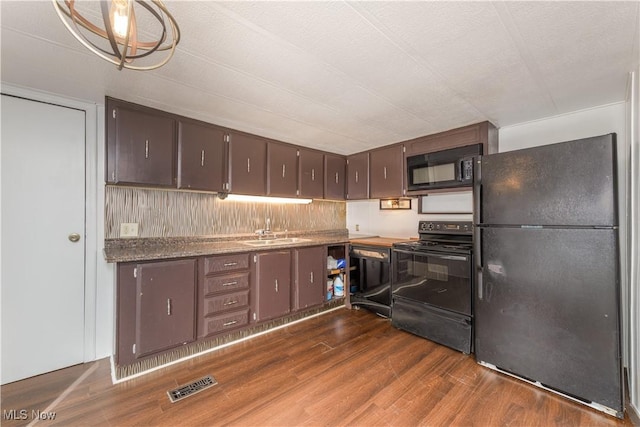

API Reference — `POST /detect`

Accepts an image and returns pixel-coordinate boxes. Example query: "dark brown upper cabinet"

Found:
[369,144,404,198]
[267,142,298,197]
[106,98,176,187]
[298,148,324,199]
[403,121,498,157]
[346,152,369,200]
[227,132,267,196]
[177,120,226,192]
[324,154,346,200]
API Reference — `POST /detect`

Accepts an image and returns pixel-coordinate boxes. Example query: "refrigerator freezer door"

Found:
[475,227,623,414]
[478,134,618,227]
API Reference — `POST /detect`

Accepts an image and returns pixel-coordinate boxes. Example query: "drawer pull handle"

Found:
[247,158,251,173]
[275,279,278,292]
[201,149,206,167]
[223,320,238,327]
[355,171,359,183]
[167,298,172,316]
[384,166,387,179]
[223,300,238,306]
[223,262,238,267]
[222,281,238,287]
[335,172,339,184]
[145,140,149,159]
[311,168,315,181]
[310,271,314,283]
[282,164,286,178]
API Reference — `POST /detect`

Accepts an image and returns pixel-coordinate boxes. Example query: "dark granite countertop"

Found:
[104,229,349,263]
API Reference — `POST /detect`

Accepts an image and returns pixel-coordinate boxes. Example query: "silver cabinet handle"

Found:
[201,149,205,167]
[311,168,315,181]
[275,279,279,292]
[223,300,238,306]
[355,171,359,183]
[310,271,314,283]
[223,320,238,327]
[282,164,286,178]
[223,262,238,267]
[335,172,339,184]
[167,298,172,316]
[247,158,251,173]
[222,281,238,287]
[68,233,81,243]
[384,166,387,179]
[145,140,149,159]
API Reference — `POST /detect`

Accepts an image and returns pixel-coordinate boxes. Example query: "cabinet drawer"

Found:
[201,309,249,337]
[203,290,249,316]
[203,272,250,295]
[204,253,249,274]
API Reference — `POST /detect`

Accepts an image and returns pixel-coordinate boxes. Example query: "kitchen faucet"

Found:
[255,218,275,239]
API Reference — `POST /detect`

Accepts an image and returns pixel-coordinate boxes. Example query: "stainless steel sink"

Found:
[241,237,311,247]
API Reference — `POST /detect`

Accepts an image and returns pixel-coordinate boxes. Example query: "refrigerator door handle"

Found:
[477,269,483,300]
[473,157,482,225]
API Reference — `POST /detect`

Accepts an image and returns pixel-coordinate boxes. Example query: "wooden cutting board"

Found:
[349,237,413,248]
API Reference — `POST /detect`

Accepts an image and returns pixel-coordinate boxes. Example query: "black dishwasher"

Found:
[349,245,392,317]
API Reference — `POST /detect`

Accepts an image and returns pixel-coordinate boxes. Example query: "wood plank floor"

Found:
[1,308,635,426]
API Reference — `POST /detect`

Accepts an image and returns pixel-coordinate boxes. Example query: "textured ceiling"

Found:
[1,1,638,155]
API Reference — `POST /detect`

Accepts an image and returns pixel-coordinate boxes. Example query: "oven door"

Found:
[392,248,471,316]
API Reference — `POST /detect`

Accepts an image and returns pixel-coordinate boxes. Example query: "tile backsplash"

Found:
[105,186,346,239]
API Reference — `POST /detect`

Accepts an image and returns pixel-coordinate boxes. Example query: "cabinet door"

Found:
[177,121,226,192]
[294,246,325,310]
[228,132,267,195]
[370,144,404,198]
[324,154,346,200]
[135,259,196,358]
[253,251,291,322]
[108,102,175,186]
[298,149,324,199]
[267,142,298,197]
[346,152,369,200]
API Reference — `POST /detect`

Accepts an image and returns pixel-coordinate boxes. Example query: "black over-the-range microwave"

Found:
[406,143,482,191]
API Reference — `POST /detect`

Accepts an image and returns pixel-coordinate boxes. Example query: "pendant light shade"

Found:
[52,0,180,71]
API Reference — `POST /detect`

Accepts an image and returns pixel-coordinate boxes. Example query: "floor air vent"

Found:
[167,375,217,403]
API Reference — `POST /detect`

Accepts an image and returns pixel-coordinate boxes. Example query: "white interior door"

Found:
[1,94,86,384]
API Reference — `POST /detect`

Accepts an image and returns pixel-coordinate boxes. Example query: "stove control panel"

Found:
[419,221,473,234]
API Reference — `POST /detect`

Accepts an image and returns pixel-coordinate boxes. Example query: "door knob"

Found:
[68,233,81,242]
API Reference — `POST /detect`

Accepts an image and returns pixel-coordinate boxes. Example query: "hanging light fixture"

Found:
[52,0,180,71]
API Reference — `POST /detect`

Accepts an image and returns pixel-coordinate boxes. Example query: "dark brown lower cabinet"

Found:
[252,251,291,322]
[293,246,325,310]
[198,253,251,338]
[117,258,197,365]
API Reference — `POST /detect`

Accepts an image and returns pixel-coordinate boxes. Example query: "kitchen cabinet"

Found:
[198,253,251,339]
[403,121,498,157]
[106,98,176,187]
[228,132,267,196]
[293,246,325,310]
[298,148,324,199]
[267,142,298,197]
[369,144,404,198]
[324,154,346,200]
[252,251,291,322]
[177,120,226,192]
[116,258,196,365]
[346,152,369,200]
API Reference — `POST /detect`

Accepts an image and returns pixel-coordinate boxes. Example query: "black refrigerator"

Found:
[473,134,623,418]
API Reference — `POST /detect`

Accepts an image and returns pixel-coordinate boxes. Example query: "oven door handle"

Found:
[392,249,469,262]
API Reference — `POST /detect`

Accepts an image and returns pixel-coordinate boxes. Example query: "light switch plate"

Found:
[120,223,139,238]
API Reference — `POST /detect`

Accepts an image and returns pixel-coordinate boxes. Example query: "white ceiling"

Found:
[1,1,638,155]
